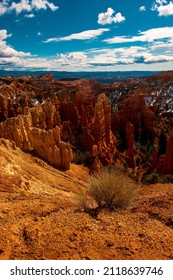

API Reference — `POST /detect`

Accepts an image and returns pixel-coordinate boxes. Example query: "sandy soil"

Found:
[0,139,172,260]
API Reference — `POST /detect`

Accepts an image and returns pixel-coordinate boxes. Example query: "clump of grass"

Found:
[78,167,136,218]
[89,168,136,210]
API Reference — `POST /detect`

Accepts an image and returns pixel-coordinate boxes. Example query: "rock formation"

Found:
[91,94,116,164]
[115,90,155,140]
[0,103,73,170]
[125,122,135,168]
[0,76,113,172]
[156,129,173,175]
[1,72,173,177]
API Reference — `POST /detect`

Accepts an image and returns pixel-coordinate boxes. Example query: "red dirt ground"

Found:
[0,139,172,260]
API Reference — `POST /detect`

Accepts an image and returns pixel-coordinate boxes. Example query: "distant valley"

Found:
[0,70,160,84]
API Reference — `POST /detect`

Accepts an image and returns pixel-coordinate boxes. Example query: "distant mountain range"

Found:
[0,70,160,84]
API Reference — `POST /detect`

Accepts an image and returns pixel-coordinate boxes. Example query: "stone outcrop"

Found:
[81,93,116,172]
[156,129,173,175]
[30,100,61,130]
[0,94,8,122]
[91,94,116,163]
[57,91,116,172]
[125,122,135,168]
[0,105,73,170]
[114,90,155,140]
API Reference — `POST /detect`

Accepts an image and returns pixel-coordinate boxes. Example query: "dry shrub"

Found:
[77,191,97,212]
[89,168,136,211]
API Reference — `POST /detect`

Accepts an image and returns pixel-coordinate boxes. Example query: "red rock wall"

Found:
[156,129,173,175]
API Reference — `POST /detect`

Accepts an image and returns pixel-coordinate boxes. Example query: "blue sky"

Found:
[1,0,173,71]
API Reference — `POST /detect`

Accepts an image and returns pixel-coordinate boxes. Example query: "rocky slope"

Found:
[0,139,172,260]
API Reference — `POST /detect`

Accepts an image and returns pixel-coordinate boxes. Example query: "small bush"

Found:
[142,172,173,185]
[73,150,93,165]
[89,168,136,211]
[161,174,173,183]
[142,172,160,185]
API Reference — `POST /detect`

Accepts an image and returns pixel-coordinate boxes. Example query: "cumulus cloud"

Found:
[139,6,146,11]
[89,48,173,66]
[54,52,88,68]
[2,51,89,71]
[104,26,173,44]
[1,45,173,71]
[89,50,118,66]
[0,0,58,16]
[31,0,58,11]
[1,28,173,71]
[58,52,87,61]
[0,29,31,58]
[134,53,173,64]
[9,0,32,14]
[157,1,173,16]
[0,45,30,58]
[152,1,173,16]
[98,7,125,25]
[150,39,173,51]
[89,47,145,66]
[155,0,167,4]
[0,29,12,41]
[0,0,9,15]
[43,28,110,43]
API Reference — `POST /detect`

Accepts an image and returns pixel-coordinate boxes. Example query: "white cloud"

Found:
[24,13,34,18]
[37,31,42,36]
[0,29,31,58]
[157,1,173,16]
[155,0,167,4]
[0,28,173,71]
[0,0,58,16]
[0,44,31,57]
[0,29,12,40]
[31,0,58,11]
[54,52,88,68]
[9,0,32,14]
[0,0,9,15]
[59,52,87,61]
[152,1,173,16]
[89,50,117,66]
[98,7,125,25]
[93,49,146,67]
[139,6,146,11]
[104,26,173,44]
[43,28,110,43]
[134,53,173,64]
[1,45,173,71]
[89,47,173,66]
[150,39,173,52]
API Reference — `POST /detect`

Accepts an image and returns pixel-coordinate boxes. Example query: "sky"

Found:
[1,0,173,71]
